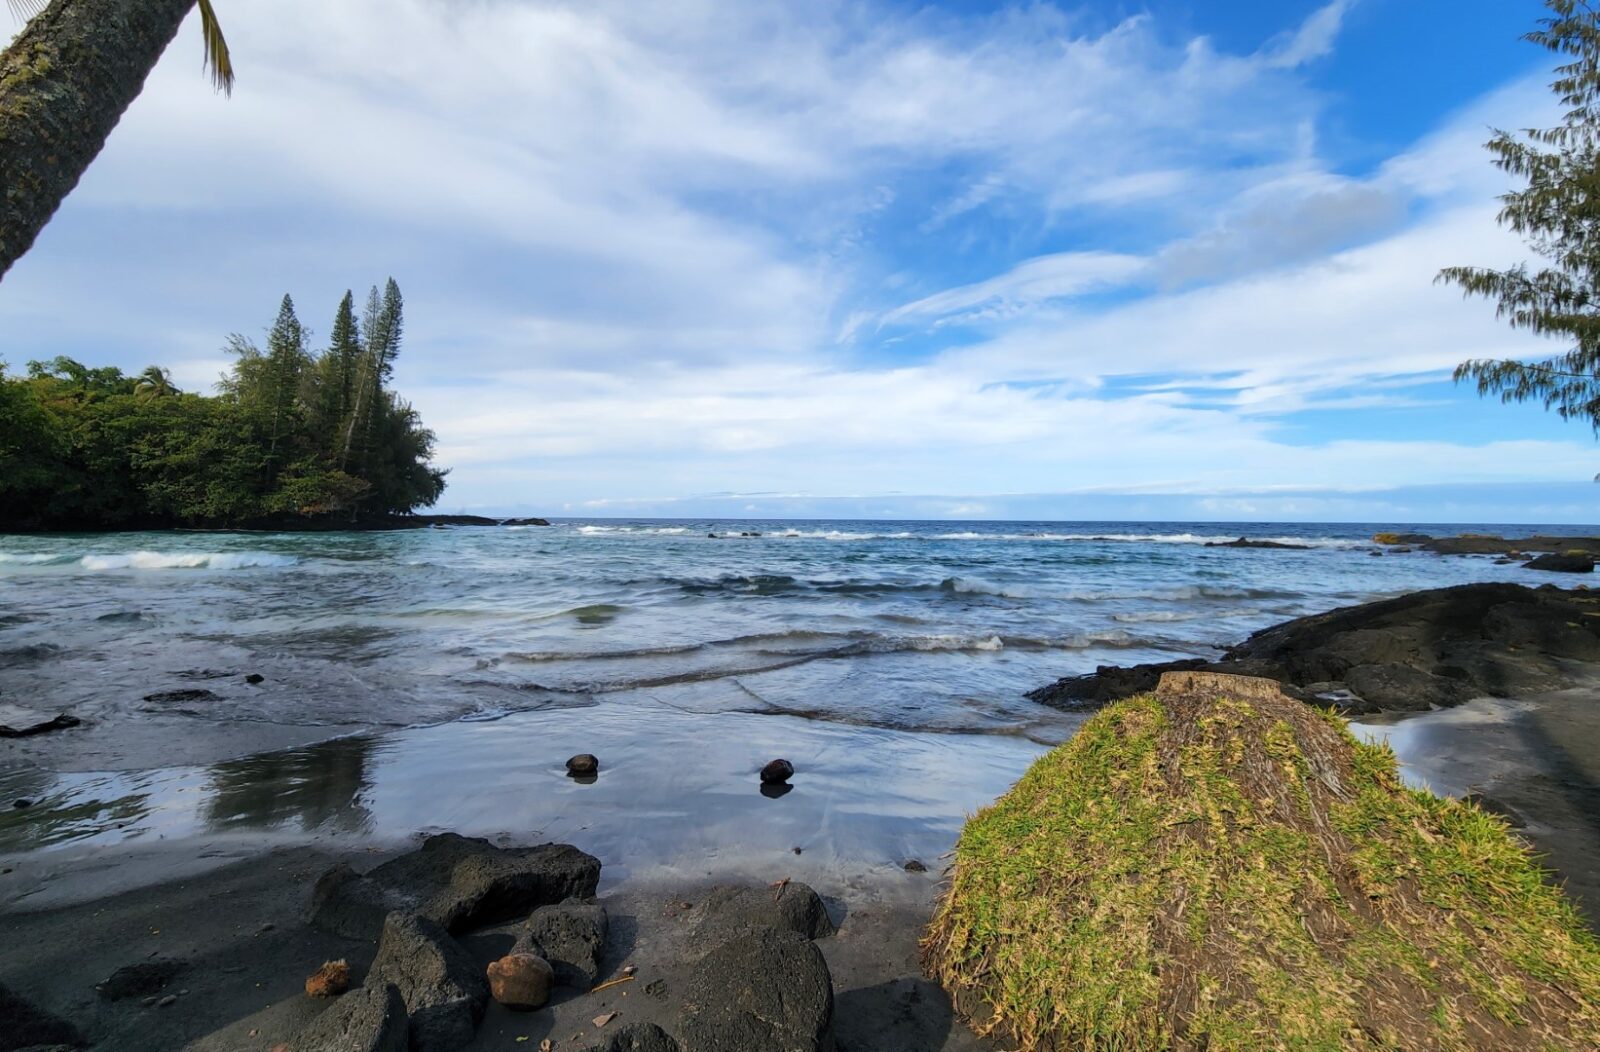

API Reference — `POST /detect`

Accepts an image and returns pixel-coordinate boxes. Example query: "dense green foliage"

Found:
[0,279,447,530]
[1443,0,1600,434]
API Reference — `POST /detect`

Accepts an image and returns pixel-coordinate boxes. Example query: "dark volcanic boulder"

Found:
[366,912,489,1052]
[759,759,794,784]
[1025,584,1600,716]
[514,899,608,988]
[680,927,835,1052]
[575,1023,681,1052]
[288,982,408,1052]
[310,833,601,938]
[693,883,835,945]
[0,984,85,1051]
[1525,553,1595,573]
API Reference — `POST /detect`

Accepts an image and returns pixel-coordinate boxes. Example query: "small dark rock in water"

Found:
[156,994,178,1008]
[707,532,720,538]
[245,673,264,684]
[760,759,794,784]
[0,712,82,738]
[12,799,30,809]
[1204,537,1311,550]
[793,847,802,855]
[1524,553,1595,573]
[567,754,600,777]
[142,689,221,704]
[903,859,927,873]
[98,959,187,1001]
[1369,550,1384,557]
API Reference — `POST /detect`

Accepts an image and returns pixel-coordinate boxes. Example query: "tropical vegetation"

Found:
[1443,0,1600,434]
[0,279,447,530]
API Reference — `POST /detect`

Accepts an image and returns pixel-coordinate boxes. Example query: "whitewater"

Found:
[0,517,1576,868]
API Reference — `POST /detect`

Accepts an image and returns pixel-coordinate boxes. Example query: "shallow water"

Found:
[0,518,1582,881]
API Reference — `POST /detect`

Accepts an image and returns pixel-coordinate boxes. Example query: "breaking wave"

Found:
[78,551,297,571]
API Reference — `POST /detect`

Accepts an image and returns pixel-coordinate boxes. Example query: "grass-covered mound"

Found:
[924,672,1600,1050]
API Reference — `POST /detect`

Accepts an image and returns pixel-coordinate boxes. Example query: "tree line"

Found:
[0,278,447,529]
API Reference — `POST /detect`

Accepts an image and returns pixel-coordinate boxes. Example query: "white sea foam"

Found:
[76,551,296,571]
[576,525,692,536]
[0,553,60,565]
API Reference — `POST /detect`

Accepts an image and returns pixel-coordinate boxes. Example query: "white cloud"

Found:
[0,0,1587,514]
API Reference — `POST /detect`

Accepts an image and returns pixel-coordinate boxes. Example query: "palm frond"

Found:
[6,0,48,22]
[197,0,234,96]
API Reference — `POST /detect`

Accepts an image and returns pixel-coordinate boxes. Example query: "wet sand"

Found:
[3,679,1599,1050]
[1353,677,1600,922]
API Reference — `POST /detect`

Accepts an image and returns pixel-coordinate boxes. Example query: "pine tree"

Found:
[1441,0,1600,437]
[263,293,309,464]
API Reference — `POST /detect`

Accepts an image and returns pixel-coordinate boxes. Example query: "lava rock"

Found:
[141,689,221,704]
[305,960,351,999]
[693,882,835,945]
[0,713,81,739]
[567,754,600,777]
[1203,537,1311,550]
[1026,583,1600,717]
[1343,663,1476,713]
[903,860,927,873]
[0,982,86,1050]
[286,981,408,1052]
[245,673,265,684]
[498,517,551,527]
[97,959,187,1001]
[515,899,608,988]
[575,1023,681,1052]
[679,927,836,1052]
[759,759,794,785]
[366,912,488,1052]
[485,953,553,1011]
[12,799,30,810]
[309,833,601,938]
[1524,553,1595,573]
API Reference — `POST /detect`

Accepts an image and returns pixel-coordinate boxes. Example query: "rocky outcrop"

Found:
[0,709,81,738]
[1373,532,1600,557]
[1027,583,1600,716]
[366,912,488,1052]
[287,981,409,1052]
[309,834,601,938]
[515,899,608,988]
[1202,537,1310,550]
[680,927,836,1052]
[692,883,836,946]
[1525,553,1595,573]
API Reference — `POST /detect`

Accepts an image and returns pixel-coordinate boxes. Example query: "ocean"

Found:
[0,518,1584,890]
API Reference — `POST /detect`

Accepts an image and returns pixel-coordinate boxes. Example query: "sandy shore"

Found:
[0,840,991,1051]
[3,680,1598,1049]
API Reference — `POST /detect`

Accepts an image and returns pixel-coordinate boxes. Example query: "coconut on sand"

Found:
[923,672,1600,1050]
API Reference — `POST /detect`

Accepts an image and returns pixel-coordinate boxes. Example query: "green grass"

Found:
[923,677,1600,1051]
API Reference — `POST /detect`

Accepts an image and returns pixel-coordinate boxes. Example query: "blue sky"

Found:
[3,0,1598,523]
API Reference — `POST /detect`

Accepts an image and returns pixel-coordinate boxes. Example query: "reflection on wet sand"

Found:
[202,735,377,835]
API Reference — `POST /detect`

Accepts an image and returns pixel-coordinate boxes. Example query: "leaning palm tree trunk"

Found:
[0,0,199,280]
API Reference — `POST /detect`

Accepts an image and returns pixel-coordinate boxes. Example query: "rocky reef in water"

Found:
[1027,582,1600,715]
